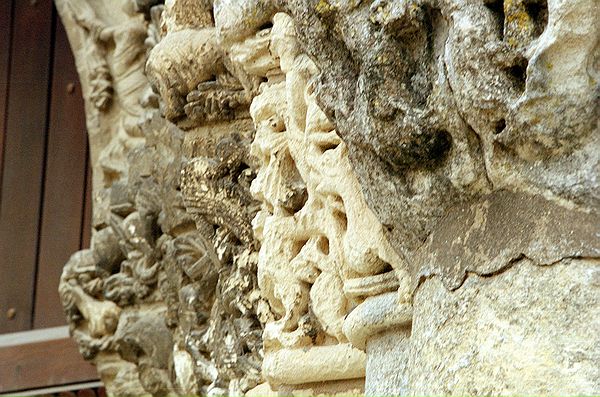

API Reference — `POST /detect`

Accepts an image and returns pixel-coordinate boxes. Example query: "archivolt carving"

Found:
[245,12,410,386]
[57,0,151,190]
[145,1,263,127]
[56,0,599,395]
[280,1,599,394]
[58,0,408,393]
[58,1,270,395]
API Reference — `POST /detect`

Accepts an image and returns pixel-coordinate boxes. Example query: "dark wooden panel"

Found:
[0,0,14,198]
[33,17,88,329]
[0,0,55,332]
[80,158,93,250]
[0,337,98,393]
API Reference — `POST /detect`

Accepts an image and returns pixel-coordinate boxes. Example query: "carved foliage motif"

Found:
[58,1,269,395]
[58,0,413,393]
[244,12,411,386]
[145,0,263,128]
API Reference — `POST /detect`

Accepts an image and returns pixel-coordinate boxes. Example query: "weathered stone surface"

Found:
[343,292,411,350]
[55,0,599,395]
[57,1,269,393]
[284,0,599,259]
[365,328,411,397]
[413,190,600,290]
[280,0,599,394]
[409,258,600,395]
[245,12,409,390]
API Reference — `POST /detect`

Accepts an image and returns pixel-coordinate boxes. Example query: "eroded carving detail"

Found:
[282,1,599,394]
[284,0,598,264]
[58,1,270,395]
[57,0,599,395]
[244,12,410,387]
[145,0,263,127]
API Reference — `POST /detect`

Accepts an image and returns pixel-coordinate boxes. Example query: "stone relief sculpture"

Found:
[282,0,599,395]
[246,12,412,390]
[56,0,598,396]
[283,0,598,259]
[61,0,150,186]
[145,0,263,127]
[57,0,269,395]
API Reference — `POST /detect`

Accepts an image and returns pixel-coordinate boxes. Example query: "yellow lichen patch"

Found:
[504,0,535,45]
[370,8,392,24]
[376,54,389,64]
[315,0,337,15]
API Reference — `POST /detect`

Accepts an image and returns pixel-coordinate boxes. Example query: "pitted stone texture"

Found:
[365,328,411,397]
[285,0,600,262]
[408,258,600,395]
[56,0,600,395]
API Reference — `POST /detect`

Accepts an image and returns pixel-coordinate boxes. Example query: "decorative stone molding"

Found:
[56,0,598,395]
[57,1,269,395]
[244,13,415,389]
[281,0,599,394]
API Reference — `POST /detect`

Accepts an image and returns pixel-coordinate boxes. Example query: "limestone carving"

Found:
[284,0,598,260]
[282,0,599,394]
[63,0,114,111]
[150,4,272,394]
[56,1,161,393]
[145,0,263,127]
[58,1,270,395]
[57,0,150,191]
[56,0,599,395]
[245,12,412,388]
[60,114,184,396]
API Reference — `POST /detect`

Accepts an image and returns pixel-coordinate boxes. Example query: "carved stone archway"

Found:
[56,0,599,395]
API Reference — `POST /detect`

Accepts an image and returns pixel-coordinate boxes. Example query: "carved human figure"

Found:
[60,248,121,340]
[55,0,599,395]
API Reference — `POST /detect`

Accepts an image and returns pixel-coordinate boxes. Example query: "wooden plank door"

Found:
[33,17,89,329]
[0,0,55,333]
[0,0,14,188]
